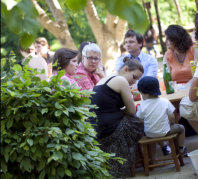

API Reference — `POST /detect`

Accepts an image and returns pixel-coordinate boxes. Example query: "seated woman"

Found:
[90,60,144,177]
[163,25,194,84]
[75,43,103,90]
[53,48,79,87]
[77,41,106,79]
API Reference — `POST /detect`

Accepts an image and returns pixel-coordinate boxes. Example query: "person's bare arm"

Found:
[119,78,136,115]
[168,113,175,125]
[189,77,198,102]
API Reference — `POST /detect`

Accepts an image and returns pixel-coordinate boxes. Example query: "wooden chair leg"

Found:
[138,144,144,168]
[142,144,149,176]
[174,139,184,166]
[148,143,155,171]
[130,163,135,177]
[169,139,180,172]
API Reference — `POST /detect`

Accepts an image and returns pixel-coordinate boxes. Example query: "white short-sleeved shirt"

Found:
[194,63,198,77]
[136,98,175,138]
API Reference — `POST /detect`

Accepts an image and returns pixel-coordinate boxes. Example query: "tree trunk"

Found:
[145,2,153,27]
[85,0,127,73]
[154,0,166,54]
[173,0,182,22]
[33,0,127,74]
[32,0,76,49]
[196,0,198,12]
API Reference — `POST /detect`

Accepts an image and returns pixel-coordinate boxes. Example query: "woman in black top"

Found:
[90,60,144,177]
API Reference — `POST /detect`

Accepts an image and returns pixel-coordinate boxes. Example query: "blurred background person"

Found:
[144,25,158,57]
[35,37,55,77]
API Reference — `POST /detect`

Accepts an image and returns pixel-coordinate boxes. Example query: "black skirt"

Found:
[98,115,144,178]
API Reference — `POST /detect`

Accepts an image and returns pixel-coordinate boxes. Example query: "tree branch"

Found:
[31,0,76,49]
[106,12,117,33]
[115,19,127,43]
[84,0,103,42]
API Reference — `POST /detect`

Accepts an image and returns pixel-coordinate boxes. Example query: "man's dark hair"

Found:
[124,30,144,49]
[165,25,193,53]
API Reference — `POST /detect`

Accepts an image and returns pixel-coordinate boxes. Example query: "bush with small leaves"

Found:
[1,57,123,178]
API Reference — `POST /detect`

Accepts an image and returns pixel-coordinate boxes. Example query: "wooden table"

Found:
[160,89,189,102]
[135,88,189,105]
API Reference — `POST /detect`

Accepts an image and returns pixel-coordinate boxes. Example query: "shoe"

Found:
[162,145,171,156]
[179,146,188,157]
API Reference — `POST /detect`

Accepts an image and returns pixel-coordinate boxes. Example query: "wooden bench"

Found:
[137,134,184,176]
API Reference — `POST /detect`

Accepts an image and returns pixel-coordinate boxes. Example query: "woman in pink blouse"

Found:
[53,48,79,87]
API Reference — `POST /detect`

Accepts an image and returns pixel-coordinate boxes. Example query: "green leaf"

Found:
[41,108,48,115]
[7,119,13,129]
[57,166,65,177]
[23,121,33,128]
[55,110,62,117]
[43,87,51,92]
[27,139,33,146]
[1,160,8,173]
[63,118,69,126]
[63,110,69,116]
[72,153,86,161]
[38,160,45,172]
[66,129,74,135]
[13,64,22,72]
[102,0,149,34]
[55,102,62,109]
[20,157,32,172]
[65,169,72,177]
[65,0,87,11]
[39,170,46,179]
[20,32,35,49]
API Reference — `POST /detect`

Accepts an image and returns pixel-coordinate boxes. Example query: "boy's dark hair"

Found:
[124,30,144,49]
[137,76,161,96]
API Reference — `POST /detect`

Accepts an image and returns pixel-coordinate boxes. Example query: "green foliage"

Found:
[101,0,149,34]
[149,0,196,28]
[65,0,88,11]
[1,57,119,178]
[1,0,40,49]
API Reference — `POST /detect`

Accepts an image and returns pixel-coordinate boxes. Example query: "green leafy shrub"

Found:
[1,58,117,178]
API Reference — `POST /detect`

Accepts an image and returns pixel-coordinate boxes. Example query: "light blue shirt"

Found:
[115,51,158,78]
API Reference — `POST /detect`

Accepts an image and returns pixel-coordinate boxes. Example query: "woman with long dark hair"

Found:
[163,25,194,83]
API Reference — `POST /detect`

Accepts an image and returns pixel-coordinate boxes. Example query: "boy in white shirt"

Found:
[136,76,187,156]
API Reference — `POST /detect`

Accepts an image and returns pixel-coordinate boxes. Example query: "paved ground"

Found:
[128,135,198,179]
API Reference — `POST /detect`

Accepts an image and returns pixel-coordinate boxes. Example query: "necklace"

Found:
[174,51,186,64]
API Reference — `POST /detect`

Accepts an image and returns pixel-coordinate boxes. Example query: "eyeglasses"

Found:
[84,56,100,62]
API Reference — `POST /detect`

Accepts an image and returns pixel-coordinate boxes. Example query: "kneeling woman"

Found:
[90,60,144,177]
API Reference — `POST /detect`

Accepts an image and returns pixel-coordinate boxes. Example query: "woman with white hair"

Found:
[75,43,103,90]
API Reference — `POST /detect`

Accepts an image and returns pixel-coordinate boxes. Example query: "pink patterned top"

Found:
[75,63,101,90]
[61,73,79,87]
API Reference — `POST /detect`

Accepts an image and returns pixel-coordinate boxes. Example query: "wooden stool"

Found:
[138,134,184,176]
